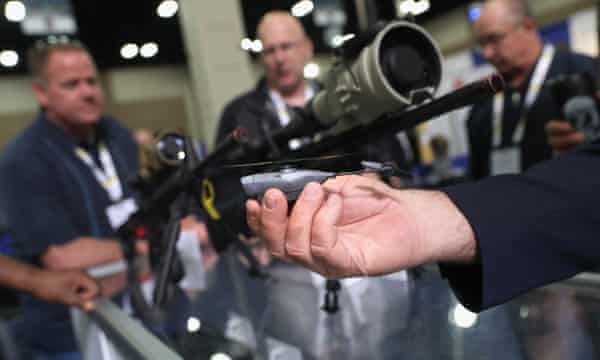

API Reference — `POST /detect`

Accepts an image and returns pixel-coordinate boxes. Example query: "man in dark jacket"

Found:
[466,0,596,179]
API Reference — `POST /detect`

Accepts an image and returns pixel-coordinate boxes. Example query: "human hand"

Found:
[247,175,477,278]
[545,120,585,155]
[247,175,430,278]
[31,270,99,310]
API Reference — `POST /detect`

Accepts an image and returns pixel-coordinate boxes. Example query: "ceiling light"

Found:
[291,0,314,17]
[120,43,139,60]
[412,0,430,15]
[4,0,26,22]
[140,42,159,58]
[397,0,430,16]
[0,50,19,67]
[303,62,320,79]
[157,0,178,18]
[240,38,253,51]
[250,39,263,53]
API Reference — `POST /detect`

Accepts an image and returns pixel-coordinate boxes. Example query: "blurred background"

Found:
[0,0,596,164]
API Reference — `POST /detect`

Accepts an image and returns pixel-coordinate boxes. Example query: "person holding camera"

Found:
[467,0,596,180]
[545,89,600,155]
[546,119,587,154]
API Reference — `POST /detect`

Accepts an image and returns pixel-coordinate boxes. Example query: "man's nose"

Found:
[80,83,98,98]
[273,47,286,63]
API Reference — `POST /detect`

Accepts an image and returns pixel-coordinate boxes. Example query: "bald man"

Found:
[214,11,318,239]
[213,11,421,359]
[466,0,596,180]
[215,11,418,227]
[216,11,315,143]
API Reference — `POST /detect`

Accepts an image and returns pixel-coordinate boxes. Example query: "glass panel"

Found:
[137,262,600,359]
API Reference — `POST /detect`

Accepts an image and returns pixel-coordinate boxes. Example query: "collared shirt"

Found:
[0,112,139,353]
[467,47,597,180]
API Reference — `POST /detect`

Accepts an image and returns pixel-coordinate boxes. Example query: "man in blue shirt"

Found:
[0,40,139,359]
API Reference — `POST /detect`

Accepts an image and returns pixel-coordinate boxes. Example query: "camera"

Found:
[546,72,600,140]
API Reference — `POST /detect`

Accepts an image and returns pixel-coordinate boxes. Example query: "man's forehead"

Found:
[47,50,92,67]
[44,50,97,79]
[474,5,513,34]
[258,15,305,43]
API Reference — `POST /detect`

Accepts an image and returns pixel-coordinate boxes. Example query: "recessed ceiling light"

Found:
[240,38,253,51]
[250,39,263,53]
[157,0,178,18]
[0,50,19,67]
[291,0,314,17]
[140,42,159,58]
[4,0,26,22]
[120,43,139,59]
[397,0,430,16]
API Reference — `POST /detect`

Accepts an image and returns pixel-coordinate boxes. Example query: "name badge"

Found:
[106,197,138,230]
[491,147,520,176]
[176,229,206,291]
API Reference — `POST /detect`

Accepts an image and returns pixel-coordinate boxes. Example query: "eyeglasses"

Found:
[474,25,521,52]
[261,40,303,57]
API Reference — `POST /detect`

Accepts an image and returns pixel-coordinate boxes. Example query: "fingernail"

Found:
[264,193,277,209]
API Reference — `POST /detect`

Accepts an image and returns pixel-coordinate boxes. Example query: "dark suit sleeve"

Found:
[440,139,600,312]
[466,106,489,180]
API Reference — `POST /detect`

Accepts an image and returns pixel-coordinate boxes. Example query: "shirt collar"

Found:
[36,111,106,149]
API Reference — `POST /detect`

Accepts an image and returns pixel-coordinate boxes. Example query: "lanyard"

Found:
[75,143,123,202]
[269,85,315,127]
[492,44,555,147]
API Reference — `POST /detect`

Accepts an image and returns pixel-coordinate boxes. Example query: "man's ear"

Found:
[31,81,48,108]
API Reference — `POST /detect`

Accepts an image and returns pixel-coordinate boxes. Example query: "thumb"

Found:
[73,276,101,307]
